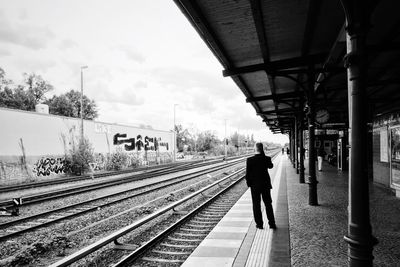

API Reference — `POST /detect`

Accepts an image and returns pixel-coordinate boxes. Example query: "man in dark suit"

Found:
[245,143,276,229]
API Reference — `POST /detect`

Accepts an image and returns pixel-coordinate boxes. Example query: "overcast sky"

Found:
[0,0,288,145]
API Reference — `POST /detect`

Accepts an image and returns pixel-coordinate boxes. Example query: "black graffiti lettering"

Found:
[124,138,135,151]
[136,135,144,151]
[154,137,159,150]
[33,157,68,176]
[113,133,127,145]
[113,133,169,152]
[159,142,169,151]
[145,136,155,151]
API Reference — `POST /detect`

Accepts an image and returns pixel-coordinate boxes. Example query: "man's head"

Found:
[255,142,264,154]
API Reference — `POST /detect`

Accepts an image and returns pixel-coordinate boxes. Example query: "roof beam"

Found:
[250,0,285,132]
[257,108,301,115]
[314,24,346,92]
[223,53,328,77]
[246,91,302,103]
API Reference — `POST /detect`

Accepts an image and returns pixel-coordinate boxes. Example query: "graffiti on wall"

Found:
[113,133,169,151]
[33,157,69,176]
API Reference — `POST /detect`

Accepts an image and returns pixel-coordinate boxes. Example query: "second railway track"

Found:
[0,157,247,241]
[0,156,246,208]
[45,150,279,267]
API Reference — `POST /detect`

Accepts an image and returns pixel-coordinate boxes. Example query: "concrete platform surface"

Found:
[182,155,290,267]
[182,155,400,266]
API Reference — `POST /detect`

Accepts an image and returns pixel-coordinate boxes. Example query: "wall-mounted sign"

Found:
[326,129,339,135]
[390,126,400,187]
[315,109,330,124]
[380,128,388,163]
[94,123,112,134]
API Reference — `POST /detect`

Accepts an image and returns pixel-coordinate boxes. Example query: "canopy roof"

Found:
[174,0,400,133]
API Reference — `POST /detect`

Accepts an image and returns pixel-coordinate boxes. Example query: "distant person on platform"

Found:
[282,147,284,154]
[317,146,326,171]
[245,143,276,230]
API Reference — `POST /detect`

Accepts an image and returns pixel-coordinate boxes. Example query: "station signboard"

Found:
[390,126,400,188]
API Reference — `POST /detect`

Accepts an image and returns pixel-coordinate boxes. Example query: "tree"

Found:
[23,73,53,104]
[174,124,193,152]
[196,131,219,152]
[46,89,98,120]
[0,69,53,111]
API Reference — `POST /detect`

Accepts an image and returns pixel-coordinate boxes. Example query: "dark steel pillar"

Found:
[288,130,292,162]
[295,116,299,173]
[299,108,305,183]
[340,1,377,266]
[307,68,318,205]
[292,128,296,166]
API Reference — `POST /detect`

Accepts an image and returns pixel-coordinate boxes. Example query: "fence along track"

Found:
[0,159,244,241]
[0,156,246,209]
[49,150,280,267]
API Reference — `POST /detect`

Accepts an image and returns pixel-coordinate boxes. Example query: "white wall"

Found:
[0,107,173,161]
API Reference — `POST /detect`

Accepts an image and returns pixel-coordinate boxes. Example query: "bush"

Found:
[65,137,94,175]
[106,147,129,170]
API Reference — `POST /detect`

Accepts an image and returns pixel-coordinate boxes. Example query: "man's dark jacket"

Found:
[245,154,274,189]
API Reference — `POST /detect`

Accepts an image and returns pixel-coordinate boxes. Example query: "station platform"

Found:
[182,155,400,266]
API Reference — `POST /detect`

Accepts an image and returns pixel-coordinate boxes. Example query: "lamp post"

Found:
[224,119,227,159]
[80,66,88,143]
[173,104,178,162]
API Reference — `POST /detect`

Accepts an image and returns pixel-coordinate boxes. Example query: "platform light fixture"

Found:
[173,104,178,162]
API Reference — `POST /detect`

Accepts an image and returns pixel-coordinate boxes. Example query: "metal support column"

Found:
[299,110,305,183]
[295,116,299,172]
[307,68,318,205]
[341,1,377,266]
[291,129,295,165]
[288,130,292,162]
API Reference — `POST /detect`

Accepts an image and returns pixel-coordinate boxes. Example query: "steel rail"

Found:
[113,150,281,266]
[113,171,246,266]
[0,156,246,208]
[48,168,245,267]
[0,154,233,193]
[0,160,190,193]
[0,159,244,240]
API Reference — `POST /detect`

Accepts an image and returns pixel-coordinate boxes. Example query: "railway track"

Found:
[0,155,237,194]
[0,160,192,193]
[48,150,280,267]
[0,156,246,208]
[124,181,245,266]
[0,157,246,241]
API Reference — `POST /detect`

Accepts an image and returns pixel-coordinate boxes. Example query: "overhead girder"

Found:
[222,53,328,77]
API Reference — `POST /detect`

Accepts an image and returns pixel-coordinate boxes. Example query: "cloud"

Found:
[18,9,28,20]
[0,47,11,56]
[93,81,145,106]
[191,93,215,112]
[133,81,147,89]
[0,13,55,50]
[152,66,235,98]
[116,45,145,63]
[15,58,56,72]
[59,39,77,50]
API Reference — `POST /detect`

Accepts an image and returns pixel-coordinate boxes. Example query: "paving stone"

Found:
[287,157,400,266]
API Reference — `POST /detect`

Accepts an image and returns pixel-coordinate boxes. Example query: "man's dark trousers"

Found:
[250,187,275,227]
[245,153,276,227]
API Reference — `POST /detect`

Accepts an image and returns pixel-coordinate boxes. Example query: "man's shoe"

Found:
[256,225,264,229]
[269,224,277,229]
